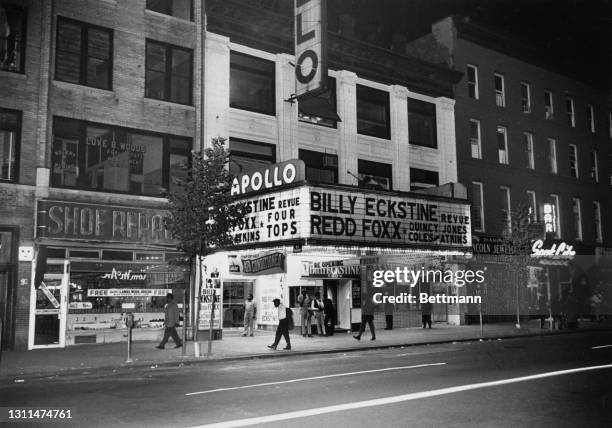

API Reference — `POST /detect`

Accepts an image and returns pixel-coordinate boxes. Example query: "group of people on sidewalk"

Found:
[296,290,336,338]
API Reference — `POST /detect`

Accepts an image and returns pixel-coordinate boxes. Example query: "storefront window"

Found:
[0,5,26,73]
[230,51,275,115]
[229,138,276,176]
[51,117,191,196]
[56,17,113,90]
[358,159,392,190]
[0,108,20,182]
[299,149,338,184]
[408,98,437,148]
[357,85,390,139]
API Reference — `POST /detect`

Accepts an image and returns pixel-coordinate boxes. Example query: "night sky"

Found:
[323,0,612,90]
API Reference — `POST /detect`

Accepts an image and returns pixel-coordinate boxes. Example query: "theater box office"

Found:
[202,160,473,333]
[29,200,189,349]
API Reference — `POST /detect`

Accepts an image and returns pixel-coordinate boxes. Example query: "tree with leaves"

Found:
[164,137,247,350]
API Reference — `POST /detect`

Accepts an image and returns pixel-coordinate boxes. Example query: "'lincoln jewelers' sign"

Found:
[232,184,471,249]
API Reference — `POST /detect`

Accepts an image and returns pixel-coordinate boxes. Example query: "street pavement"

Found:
[0,319,609,382]
[1,330,611,427]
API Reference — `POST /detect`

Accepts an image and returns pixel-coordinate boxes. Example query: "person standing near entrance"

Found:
[297,290,312,337]
[311,292,325,336]
[242,293,256,337]
[421,301,433,328]
[156,293,182,349]
[354,291,376,341]
[323,297,336,336]
[268,298,291,350]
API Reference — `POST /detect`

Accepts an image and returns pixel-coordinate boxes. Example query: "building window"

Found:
[145,40,192,105]
[569,144,578,178]
[587,104,595,133]
[56,18,113,90]
[593,201,602,242]
[298,77,338,128]
[548,138,557,174]
[358,159,392,190]
[0,108,20,182]
[550,194,561,238]
[0,5,26,73]
[566,97,575,127]
[146,0,193,21]
[410,168,439,191]
[469,119,481,159]
[500,186,511,233]
[408,98,437,148]
[357,85,390,139]
[470,182,484,232]
[230,51,275,116]
[467,65,478,99]
[544,91,554,120]
[51,117,190,195]
[609,111,612,138]
[572,198,583,240]
[524,132,534,169]
[299,149,338,184]
[497,126,508,164]
[526,190,537,222]
[520,82,531,113]
[229,138,275,176]
[590,151,598,182]
[494,73,505,107]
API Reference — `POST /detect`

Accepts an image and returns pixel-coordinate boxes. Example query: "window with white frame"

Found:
[569,144,578,178]
[587,105,595,133]
[500,186,511,233]
[548,138,557,174]
[526,190,537,222]
[593,201,602,242]
[544,91,554,120]
[524,132,534,169]
[520,82,531,113]
[467,65,478,99]
[471,182,484,232]
[469,119,481,159]
[572,197,583,240]
[566,97,575,127]
[590,150,598,182]
[494,74,505,107]
[497,126,508,164]
[550,194,561,238]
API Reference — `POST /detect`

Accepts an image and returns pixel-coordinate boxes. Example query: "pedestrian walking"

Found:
[268,298,291,350]
[323,297,336,336]
[421,301,432,328]
[311,292,326,336]
[156,293,182,349]
[354,292,375,341]
[242,293,257,336]
[297,290,312,337]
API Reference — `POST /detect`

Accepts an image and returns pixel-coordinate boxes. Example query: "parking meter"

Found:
[125,313,134,363]
[125,313,135,329]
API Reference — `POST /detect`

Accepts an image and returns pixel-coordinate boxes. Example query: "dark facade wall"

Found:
[452,37,612,246]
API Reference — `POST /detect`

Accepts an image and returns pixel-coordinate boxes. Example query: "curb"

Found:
[3,327,607,383]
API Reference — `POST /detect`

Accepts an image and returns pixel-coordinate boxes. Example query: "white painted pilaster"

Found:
[435,97,457,184]
[276,53,298,161]
[336,70,358,185]
[203,32,231,149]
[390,85,410,191]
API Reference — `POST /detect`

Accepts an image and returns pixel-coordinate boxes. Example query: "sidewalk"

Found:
[1,320,608,382]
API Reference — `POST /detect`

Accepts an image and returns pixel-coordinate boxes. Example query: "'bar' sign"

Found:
[294,0,327,98]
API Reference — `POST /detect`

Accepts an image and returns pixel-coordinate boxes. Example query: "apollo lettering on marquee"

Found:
[230,160,305,197]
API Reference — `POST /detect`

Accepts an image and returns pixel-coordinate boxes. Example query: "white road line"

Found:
[592,344,612,349]
[186,363,612,428]
[185,363,446,396]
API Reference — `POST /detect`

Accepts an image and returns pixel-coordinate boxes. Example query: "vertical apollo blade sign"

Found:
[295,0,327,98]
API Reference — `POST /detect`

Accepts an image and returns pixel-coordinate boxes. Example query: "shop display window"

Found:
[51,117,190,196]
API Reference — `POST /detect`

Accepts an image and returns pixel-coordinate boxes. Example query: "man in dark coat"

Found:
[323,298,336,336]
[156,293,183,349]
